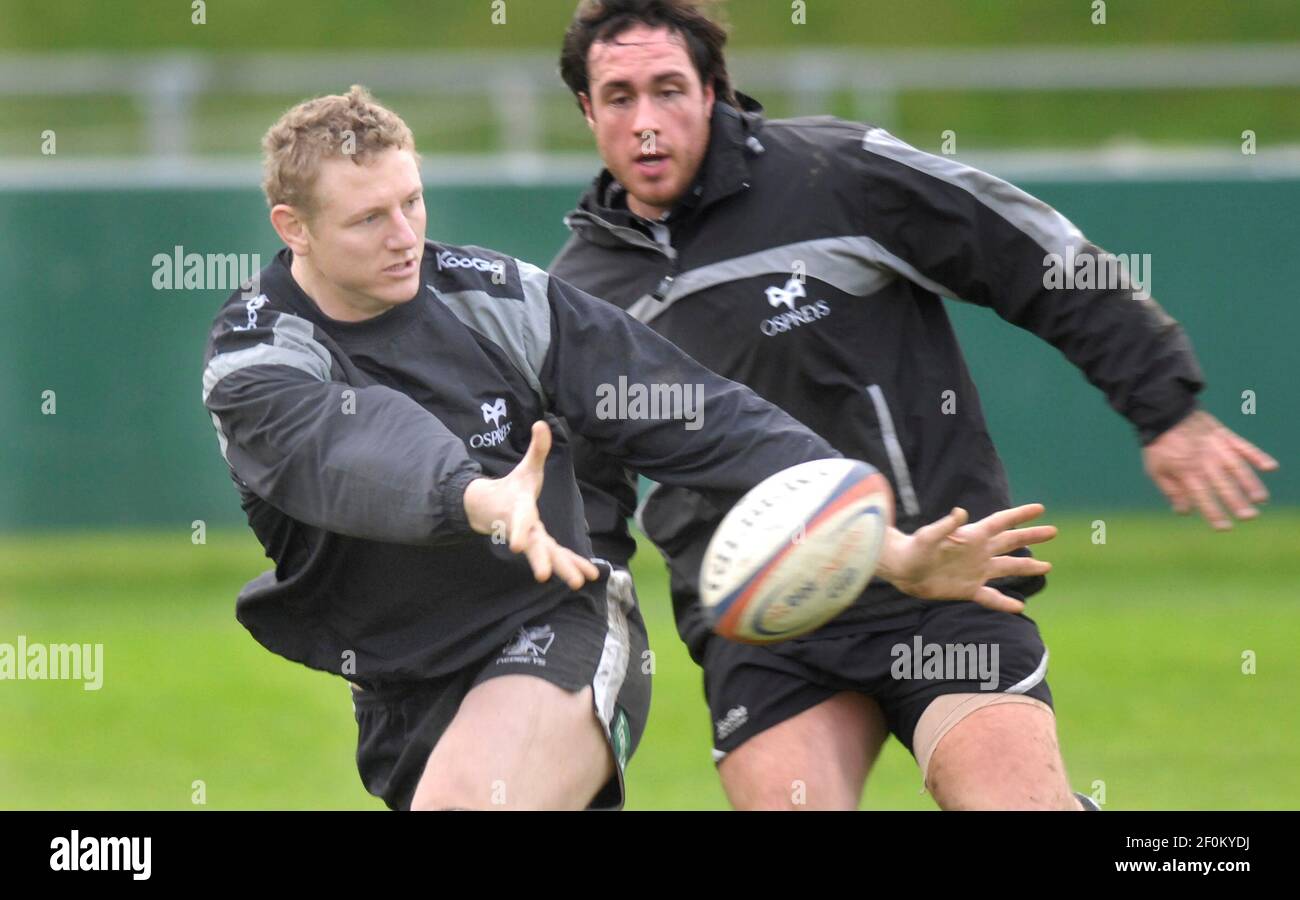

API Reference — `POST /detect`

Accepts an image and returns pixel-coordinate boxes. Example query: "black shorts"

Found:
[703,596,1052,762]
[350,567,650,810]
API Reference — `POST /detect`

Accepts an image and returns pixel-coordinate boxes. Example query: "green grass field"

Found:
[7,0,1300,50]
[2,512,1298,810]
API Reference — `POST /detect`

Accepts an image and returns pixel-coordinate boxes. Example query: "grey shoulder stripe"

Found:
[201,312,332,403]
[271,312,332,368]
[862,126,1086,255]
[431,259,552,404]
[626,235,947,325]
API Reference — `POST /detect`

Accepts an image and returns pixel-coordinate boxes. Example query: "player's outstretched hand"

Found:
[1143,410,1279,531]
[462,421,601,591]
[874,504,1057,613]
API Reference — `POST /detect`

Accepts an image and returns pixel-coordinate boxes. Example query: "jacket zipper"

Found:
[646,220,679,301]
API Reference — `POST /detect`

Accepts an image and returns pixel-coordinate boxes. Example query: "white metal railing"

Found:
[3,45,1299,161]
[5,145,1300,191]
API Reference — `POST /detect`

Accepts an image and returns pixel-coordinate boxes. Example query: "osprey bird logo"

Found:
[481,398,507,427]
[502,625,555,658]
[765,276,807,311]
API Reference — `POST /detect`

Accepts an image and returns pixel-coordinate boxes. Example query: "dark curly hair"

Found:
[559,0,738,113]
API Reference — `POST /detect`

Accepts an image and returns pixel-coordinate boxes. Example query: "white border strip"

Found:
[4,146,1300,191]
[0,154,603,190]
[1007,649,1050,695]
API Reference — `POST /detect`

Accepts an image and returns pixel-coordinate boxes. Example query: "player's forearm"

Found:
[236,428,482,545]
[1010,264,1206,443]
[857,131,1205,441]
[207,372,482,544]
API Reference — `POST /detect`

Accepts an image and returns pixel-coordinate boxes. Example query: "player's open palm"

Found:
[462,421,600,590]
[878,504,1057,613]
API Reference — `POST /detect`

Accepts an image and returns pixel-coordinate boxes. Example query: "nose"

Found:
[385,207,418,249]
[631,95,660,147]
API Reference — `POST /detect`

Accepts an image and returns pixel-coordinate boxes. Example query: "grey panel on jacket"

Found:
[625,234,947,325]
[431,259,553,404]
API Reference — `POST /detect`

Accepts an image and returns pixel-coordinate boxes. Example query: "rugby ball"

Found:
[700,459,893,644]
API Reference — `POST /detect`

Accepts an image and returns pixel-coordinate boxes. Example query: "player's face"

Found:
[304,147,426,315]
[582,24,715,220]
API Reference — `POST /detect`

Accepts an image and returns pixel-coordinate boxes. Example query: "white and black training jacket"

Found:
[551,95,1206,660]
[202,241,833,683]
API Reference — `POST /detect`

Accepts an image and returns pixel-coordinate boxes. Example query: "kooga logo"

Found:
[437,250,505,276]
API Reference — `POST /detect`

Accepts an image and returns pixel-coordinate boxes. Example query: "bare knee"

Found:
[923,697,1076,810]
[718,692,886,811]
[720,748,835,810]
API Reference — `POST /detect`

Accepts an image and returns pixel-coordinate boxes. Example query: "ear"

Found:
[579,92,596,132]
[270,204,312,257]
[703,81,716,117]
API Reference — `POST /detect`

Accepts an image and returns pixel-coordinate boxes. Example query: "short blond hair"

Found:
[261,85,418,216]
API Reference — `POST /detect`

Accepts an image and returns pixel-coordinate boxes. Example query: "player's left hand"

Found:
[1142,410,1279,530]
[876,504,1057,614]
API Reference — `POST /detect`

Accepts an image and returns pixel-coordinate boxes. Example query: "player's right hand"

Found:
[1142,410,1279,530]
[874,504,1057,613]
[462,421,601,591]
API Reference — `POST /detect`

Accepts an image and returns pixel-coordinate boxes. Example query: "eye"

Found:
[362,213,378,225]
[661,89,683,99]
[609,95,631,109]
[405,196,421,209]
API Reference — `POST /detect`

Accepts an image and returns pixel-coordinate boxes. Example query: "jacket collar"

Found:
[566,93,767,244]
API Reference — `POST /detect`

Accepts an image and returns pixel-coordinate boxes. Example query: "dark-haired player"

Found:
[550,0,1277,809]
